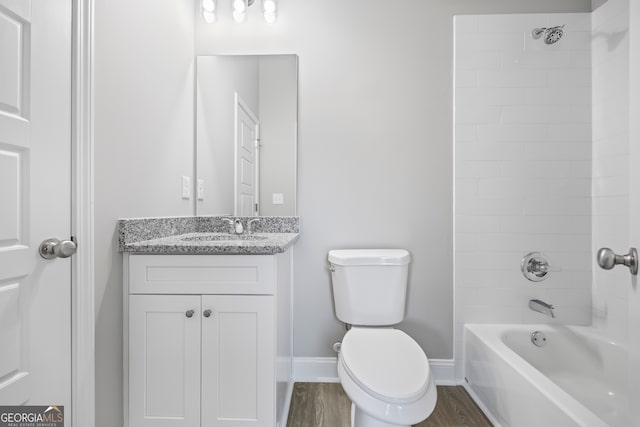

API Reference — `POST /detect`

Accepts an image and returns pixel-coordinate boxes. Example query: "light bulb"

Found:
[263,0,276,13]
[203,10,215,23]
[233,10,246,22]
[264,10,276,24]
[202,0,215,12]
[233,0,246,12]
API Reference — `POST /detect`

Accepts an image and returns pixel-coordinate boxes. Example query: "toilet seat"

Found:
[340,328,431,404]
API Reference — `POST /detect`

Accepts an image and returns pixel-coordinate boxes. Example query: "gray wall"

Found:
[593,0,609,10]
[94,0,592,425]
[195,0,592,360]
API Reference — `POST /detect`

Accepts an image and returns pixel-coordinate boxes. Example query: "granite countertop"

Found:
[122,232,298,255]
[118,216,299,255]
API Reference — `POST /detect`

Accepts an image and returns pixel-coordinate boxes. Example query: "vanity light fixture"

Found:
[232,0,248,23]
[263,0,277,24]
[201,0,278,24]
[201,0,217,23]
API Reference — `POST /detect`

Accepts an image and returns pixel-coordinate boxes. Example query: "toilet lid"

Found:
[340,328,430,404]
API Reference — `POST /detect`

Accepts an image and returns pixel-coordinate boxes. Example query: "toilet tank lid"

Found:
[328,249,410,266]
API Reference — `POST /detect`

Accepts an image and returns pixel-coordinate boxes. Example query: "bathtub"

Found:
[464,324,628,427]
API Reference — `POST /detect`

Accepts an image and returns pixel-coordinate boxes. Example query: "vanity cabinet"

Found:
[123,251,293,427]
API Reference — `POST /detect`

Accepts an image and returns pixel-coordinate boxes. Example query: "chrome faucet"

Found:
[221,218,244,234]
[529,299,555,318]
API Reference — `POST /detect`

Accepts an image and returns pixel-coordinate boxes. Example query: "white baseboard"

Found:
[293,357,457,385]
[429,359,457,385]
[293,357,340,383]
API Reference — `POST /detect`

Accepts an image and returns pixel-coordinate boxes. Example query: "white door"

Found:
[234,94,259,217]
[129,295,201,427]
[0,0,72,410]
[201,295,274,427]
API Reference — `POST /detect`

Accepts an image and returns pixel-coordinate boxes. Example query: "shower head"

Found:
[531,25,565,45]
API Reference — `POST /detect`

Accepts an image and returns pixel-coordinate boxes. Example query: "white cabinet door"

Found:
[129,295,201,427]
[201,295,275,427]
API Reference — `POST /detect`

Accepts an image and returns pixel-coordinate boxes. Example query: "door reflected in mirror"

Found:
[196,55,298,216]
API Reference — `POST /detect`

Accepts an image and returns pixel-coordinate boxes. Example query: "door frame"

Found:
[71,0,95,425]
[629,1,640,424]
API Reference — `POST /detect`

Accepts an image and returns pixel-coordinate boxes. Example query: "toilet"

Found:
[328,249,437,427]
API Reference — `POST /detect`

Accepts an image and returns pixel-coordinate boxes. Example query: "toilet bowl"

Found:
[337,327,437,427]
[328,249,437,426]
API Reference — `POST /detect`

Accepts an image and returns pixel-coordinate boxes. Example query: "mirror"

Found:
[196,55,298,216]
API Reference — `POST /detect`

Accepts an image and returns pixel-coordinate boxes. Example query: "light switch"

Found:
[272,193,284,205]
[182,176,191,199]
[197,179,205,200]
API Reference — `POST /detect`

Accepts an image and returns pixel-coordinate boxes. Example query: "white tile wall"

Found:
[591,0,629,343]
[453,13,592,373]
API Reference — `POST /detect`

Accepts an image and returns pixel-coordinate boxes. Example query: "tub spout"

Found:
[529,299,555,318]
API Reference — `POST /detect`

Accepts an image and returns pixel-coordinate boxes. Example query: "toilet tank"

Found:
[328,249,411,326]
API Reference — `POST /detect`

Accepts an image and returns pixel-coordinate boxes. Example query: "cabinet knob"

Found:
[185,309,195,318]
[203,309,213,318]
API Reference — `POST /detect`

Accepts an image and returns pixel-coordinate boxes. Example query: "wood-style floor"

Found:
[287,383,493,427]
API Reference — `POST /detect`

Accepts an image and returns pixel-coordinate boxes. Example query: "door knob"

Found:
[597,247,638,275]
[185,310,195,318]
[39,238,77,259]
[203,309,213,318]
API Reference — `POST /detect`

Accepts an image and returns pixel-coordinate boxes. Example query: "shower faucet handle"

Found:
[597,247,638,275]
[521,252,560,282]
